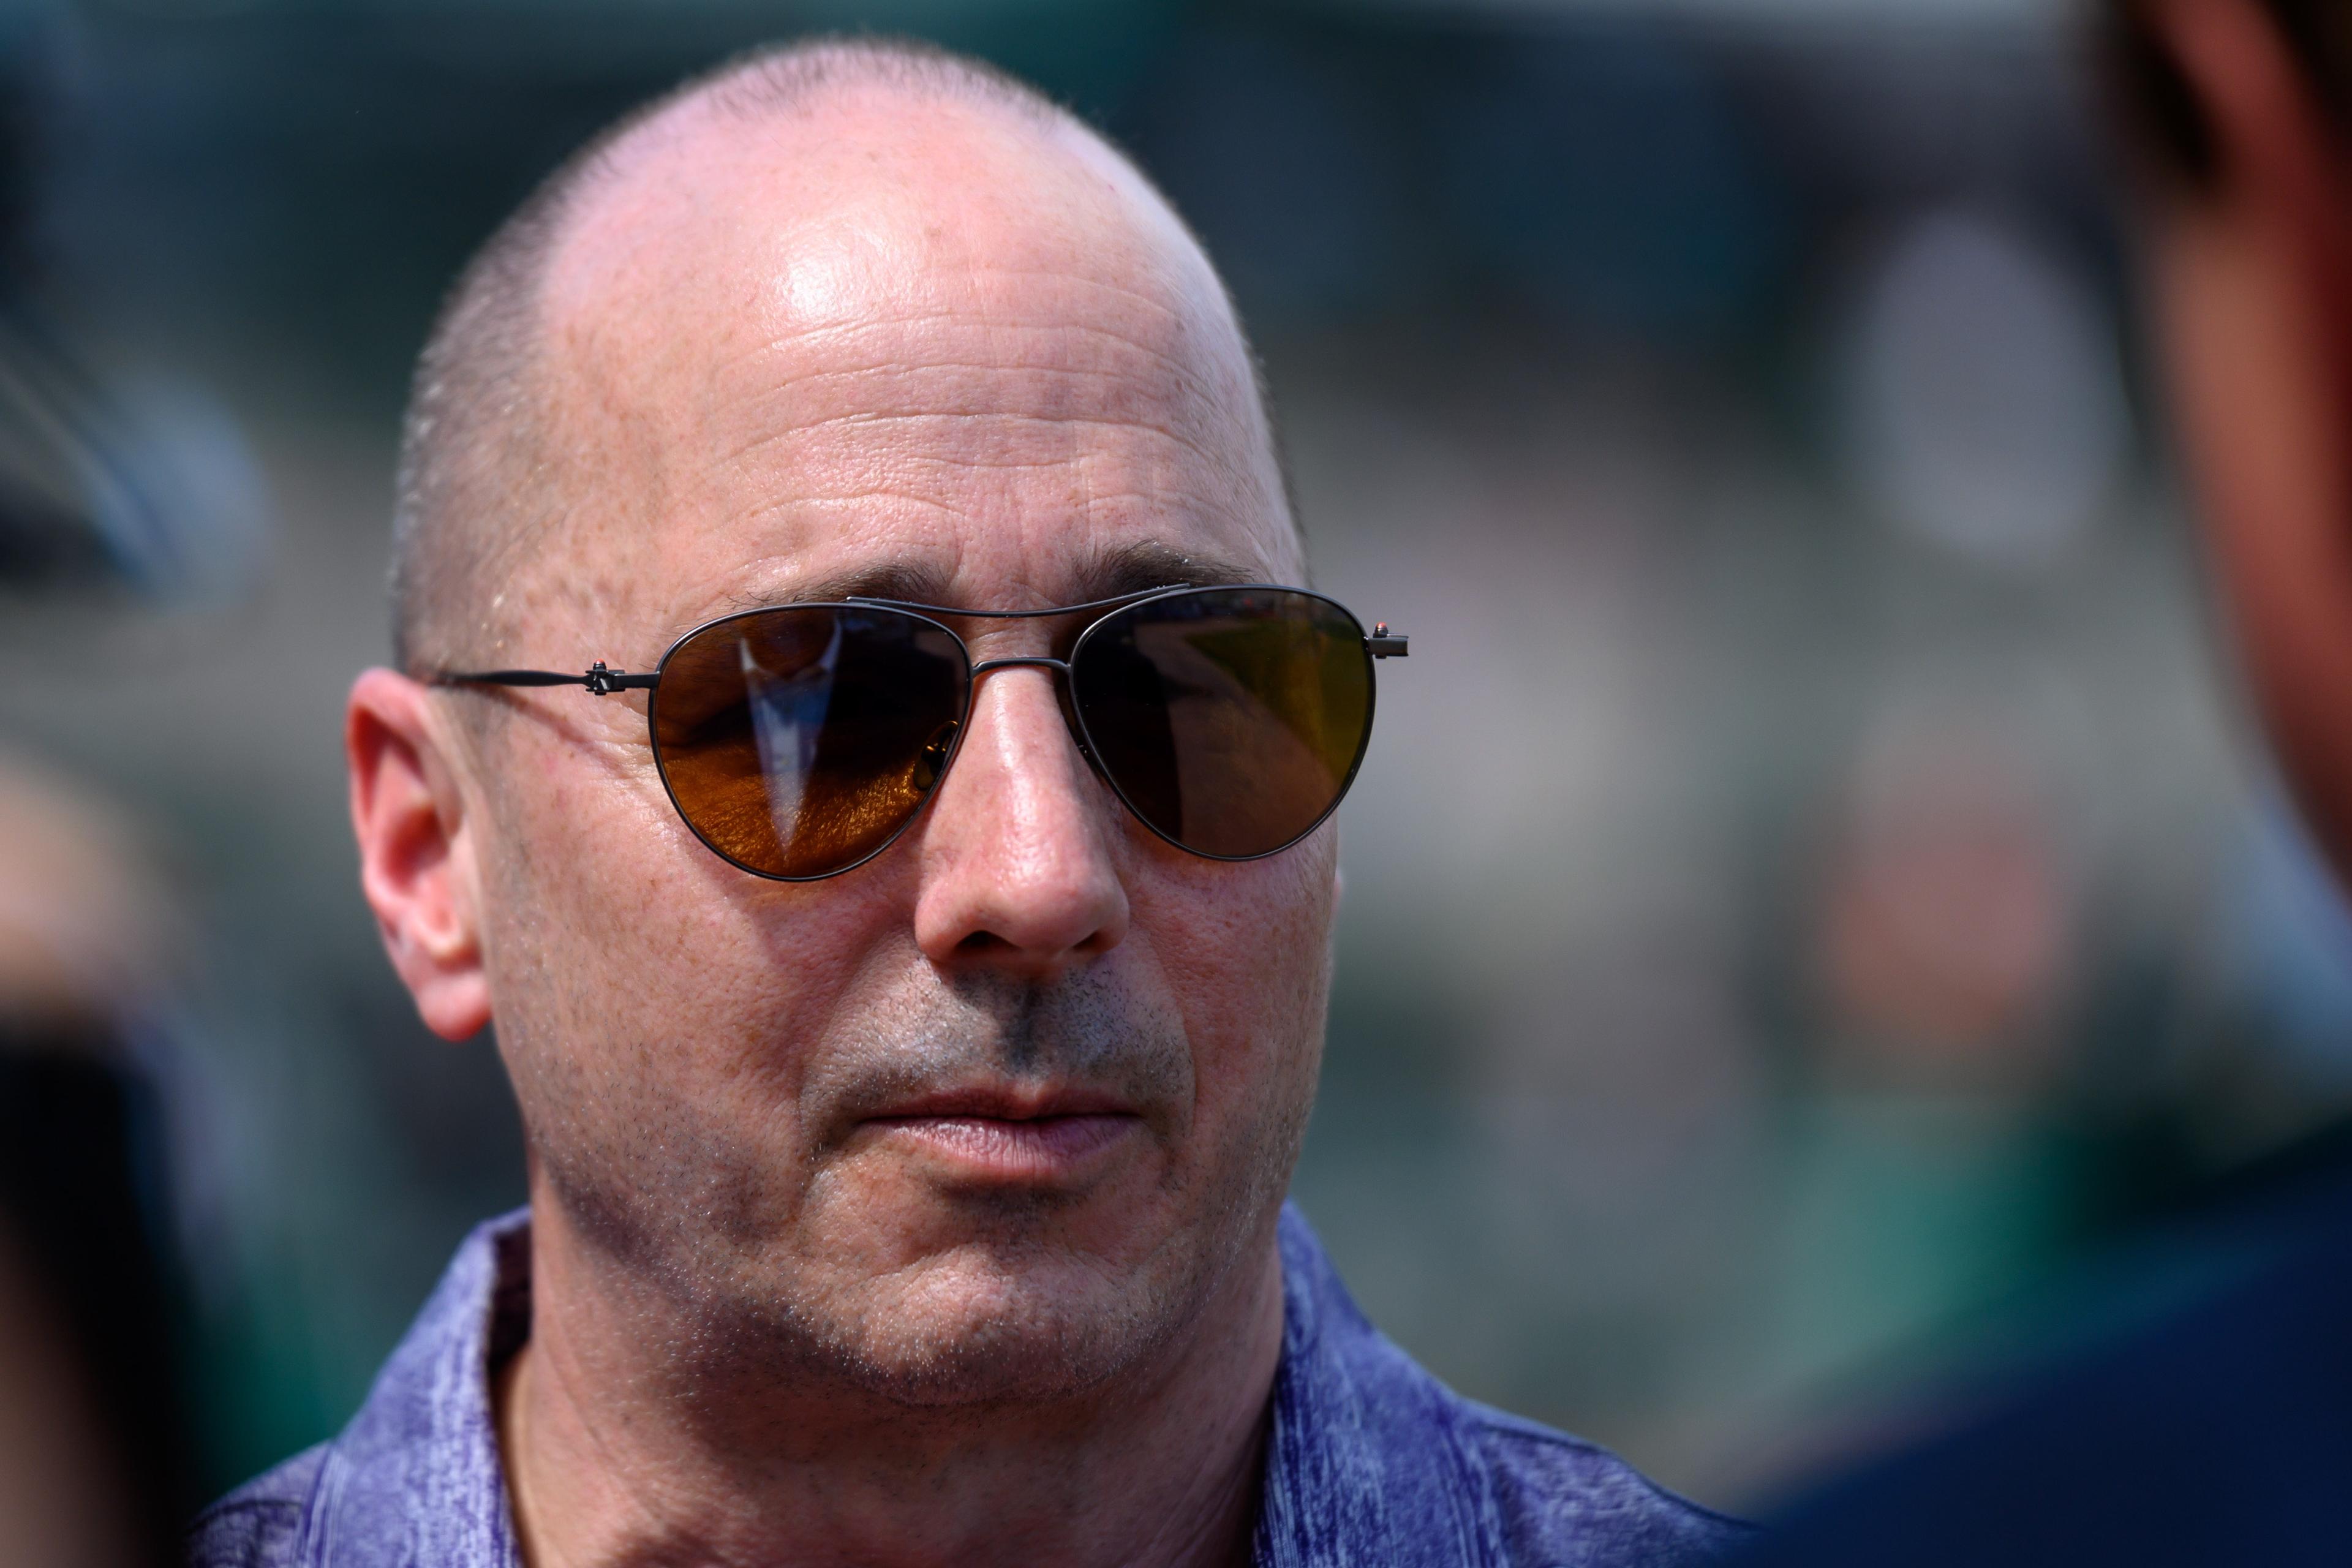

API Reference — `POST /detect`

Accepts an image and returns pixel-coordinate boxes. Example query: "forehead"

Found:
[527,91,1294,654]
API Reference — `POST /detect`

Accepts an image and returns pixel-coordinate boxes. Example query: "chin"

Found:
[805,1240,1187,1408]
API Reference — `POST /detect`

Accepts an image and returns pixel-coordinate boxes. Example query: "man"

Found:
[189,39,1744,1568]
[1732,0,2352,1562]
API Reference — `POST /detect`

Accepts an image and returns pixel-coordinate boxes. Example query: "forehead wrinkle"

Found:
[522,81,1291,650]
[668,450,1268,602]
[553,263,1270,564]
[700,330,1264,527]
[657,538,1264,648]
[706,267,1204,366]
[710,462,1244,558]
[722,407,1251,512]
[715,412,1242,485]
[707,326,1229,423]
[700,326,1269,545]
[703,266,1242,417]
[703,353,1248,472]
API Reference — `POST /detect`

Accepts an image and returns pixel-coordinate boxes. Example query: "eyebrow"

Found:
[683,539,1268,633]
[1066,539,1263,601]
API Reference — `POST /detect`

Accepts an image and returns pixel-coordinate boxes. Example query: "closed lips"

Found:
[861,1090,1142,1178]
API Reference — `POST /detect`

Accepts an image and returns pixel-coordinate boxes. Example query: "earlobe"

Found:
[347,668,492,1041]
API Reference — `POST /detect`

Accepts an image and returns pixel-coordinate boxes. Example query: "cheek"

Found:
[478,726,903,1139]
[1133,838,1336,1124]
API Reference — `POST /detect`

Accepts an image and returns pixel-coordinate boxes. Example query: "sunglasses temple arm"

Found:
[429,661,661,696]
[1365,624,1409,658]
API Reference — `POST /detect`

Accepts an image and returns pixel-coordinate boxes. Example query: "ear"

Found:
[2142,0,2352,873]
[347,668,492,1041]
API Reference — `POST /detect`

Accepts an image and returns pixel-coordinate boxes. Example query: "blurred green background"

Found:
[1,0,2343,1511]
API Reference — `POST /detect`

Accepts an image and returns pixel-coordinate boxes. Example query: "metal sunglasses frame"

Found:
[432,581,1411,881]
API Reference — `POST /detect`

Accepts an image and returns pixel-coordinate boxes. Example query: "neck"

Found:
[497,1207,1287,1568]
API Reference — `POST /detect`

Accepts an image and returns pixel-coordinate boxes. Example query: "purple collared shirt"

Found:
[191,1205,1747,1567]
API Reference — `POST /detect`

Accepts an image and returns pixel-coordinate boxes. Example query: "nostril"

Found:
[957,930,1011,955]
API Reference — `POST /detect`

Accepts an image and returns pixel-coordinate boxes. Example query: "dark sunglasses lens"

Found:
[651,607,968,878]
[1073,589,1373,858]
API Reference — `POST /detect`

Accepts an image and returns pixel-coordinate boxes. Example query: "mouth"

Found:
[855,1087,1142,1184]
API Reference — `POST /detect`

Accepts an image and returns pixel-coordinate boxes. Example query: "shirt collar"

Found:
[1256,1206,1507,1567]
[294,1208,526,1567]
[297,1204,1502,1568]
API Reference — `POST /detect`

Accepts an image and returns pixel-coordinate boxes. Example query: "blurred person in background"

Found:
[188,37,1744,1568]
[0,758,197,1568]
[1731,0,2352,1561]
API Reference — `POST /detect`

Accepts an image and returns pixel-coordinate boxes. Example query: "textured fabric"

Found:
[193,1204,1748,1567]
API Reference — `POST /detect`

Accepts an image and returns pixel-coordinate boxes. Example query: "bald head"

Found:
[390,37,1291,675]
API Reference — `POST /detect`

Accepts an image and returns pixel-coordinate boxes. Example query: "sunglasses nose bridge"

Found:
[967,652,1080,724]
[959,654,1095,774]
[968,654,1072,680]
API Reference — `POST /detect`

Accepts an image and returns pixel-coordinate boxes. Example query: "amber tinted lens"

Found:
[1071,588,1373,858]
[650,606,968,878]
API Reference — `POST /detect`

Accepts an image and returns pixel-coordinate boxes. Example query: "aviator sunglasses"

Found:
[434,584,1410,881]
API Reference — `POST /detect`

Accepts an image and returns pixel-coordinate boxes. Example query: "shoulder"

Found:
[1463,1403,1754,1568]
[1270,1204,1751,1566]
[186,1444,327,1568]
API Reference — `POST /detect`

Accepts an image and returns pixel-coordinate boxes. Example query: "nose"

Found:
[911,662,1129,980]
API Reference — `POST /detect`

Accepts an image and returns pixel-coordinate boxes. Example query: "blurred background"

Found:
[0,0,2343,1523]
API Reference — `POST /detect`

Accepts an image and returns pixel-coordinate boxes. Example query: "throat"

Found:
[492,1227,1287,1568]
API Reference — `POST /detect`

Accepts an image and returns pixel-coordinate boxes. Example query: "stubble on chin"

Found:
[518,962,1314,1410]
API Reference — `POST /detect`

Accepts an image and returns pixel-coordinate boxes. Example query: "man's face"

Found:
[457,98,1332,1402]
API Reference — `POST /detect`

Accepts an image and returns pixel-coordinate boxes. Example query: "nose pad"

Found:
[1053,684,1101,775]
[913,720,960,792]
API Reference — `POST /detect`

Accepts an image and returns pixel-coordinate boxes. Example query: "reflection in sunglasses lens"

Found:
[1073,589,1373,859]
[650,589,1374,880]
[652,606,968,878]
